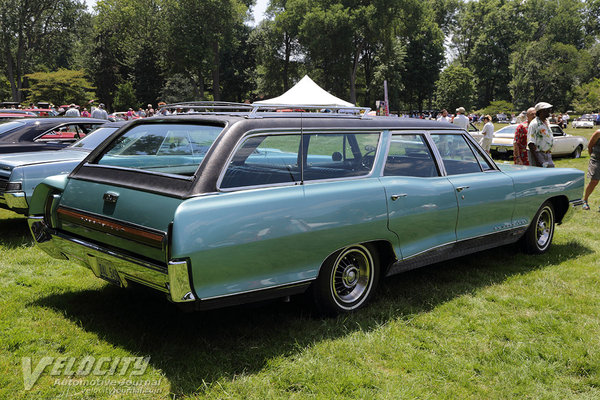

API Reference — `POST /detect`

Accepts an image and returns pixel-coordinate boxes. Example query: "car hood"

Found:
[0,149,89,170]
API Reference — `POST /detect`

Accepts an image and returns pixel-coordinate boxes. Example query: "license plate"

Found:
[97,259,122,286]
[497,147,507,153]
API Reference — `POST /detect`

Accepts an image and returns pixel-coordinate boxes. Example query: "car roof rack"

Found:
[159,101,373,119]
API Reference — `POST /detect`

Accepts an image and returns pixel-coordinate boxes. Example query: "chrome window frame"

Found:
[384,130,442,178]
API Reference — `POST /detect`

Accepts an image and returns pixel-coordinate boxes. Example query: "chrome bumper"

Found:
[4,190,28,210]
[28,216,196,303]
[561,199,585,224]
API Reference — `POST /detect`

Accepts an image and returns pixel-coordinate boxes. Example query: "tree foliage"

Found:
[24,69,95,106]
[434,64,476,112]
[2,0,600,114]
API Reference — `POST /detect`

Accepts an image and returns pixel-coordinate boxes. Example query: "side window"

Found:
[467,140,494,171]
[431,134,482,175]
[221,134,301,189]
[551,127,564,136]
[384,134,438,177]
[220,132,381,189]
[303,132,380,180]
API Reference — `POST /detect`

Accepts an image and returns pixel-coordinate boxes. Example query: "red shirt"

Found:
[514,123,529,165]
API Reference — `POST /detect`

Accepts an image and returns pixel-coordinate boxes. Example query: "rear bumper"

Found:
[28,216,196,303]
[490,142,513,153]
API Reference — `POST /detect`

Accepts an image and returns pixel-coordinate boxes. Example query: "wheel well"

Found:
[547,195,569,224]
[317,240,398,279]
[365,240,397,277]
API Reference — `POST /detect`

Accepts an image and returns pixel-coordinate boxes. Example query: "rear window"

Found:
[69,127,119,150]
[94,123,223,176]
[0,121,25,136]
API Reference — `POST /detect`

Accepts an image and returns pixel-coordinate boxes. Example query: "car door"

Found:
[550,126,573,155]
[380,132,458,259]
[430,132,516,241]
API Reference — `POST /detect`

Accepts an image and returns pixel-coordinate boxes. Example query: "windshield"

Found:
[69,127,119,150]
[0,120,25,136]
[95,123,224,177]
[495,126,516,136]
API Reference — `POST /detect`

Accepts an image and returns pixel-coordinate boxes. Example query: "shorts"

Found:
[589,158,600,180]
[479,137,492,152]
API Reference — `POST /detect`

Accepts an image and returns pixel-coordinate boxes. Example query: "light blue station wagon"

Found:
[28,104,585,314]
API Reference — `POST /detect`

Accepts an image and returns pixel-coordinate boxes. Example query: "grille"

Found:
[0,176,7,192]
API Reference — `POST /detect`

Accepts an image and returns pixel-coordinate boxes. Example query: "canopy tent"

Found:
[253,75,354,108]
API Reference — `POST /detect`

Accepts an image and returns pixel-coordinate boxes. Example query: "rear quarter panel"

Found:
[498,164,584,223]
[171,178,394,299]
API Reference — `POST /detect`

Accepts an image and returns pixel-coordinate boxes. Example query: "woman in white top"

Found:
[480,115,494,153]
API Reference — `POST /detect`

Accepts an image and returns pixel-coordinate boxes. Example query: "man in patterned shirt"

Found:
[527,102,555,167]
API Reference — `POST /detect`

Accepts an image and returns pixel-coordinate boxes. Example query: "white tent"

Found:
[254,75,354,107]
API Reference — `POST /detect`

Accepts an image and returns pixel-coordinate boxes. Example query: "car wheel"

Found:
[571,145,583,158]
[521,201,555,254]
[313,244,379,314]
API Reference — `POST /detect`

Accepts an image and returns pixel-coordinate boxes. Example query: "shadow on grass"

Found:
[0,215,33,248]
[32,241,591,396]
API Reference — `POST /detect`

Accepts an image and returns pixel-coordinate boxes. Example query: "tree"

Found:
[434,64,476,112]
[0,0,89,102]
[509,38,582,111]
[572,78,600,113]
[113,81,137,111]
[25,69,95,106]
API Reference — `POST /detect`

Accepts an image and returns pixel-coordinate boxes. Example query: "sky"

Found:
[83,0,269,25]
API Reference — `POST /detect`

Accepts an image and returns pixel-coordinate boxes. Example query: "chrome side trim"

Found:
[200,278,315,301]
[561,199,584,224]
[4,191,28,209]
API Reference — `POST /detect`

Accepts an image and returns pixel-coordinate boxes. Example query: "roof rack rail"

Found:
[159,101,372,119]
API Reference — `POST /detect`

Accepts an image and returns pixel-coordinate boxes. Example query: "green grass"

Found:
[1,129,599,399]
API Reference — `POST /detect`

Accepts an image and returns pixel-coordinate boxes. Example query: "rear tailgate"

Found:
[56,178,183,263]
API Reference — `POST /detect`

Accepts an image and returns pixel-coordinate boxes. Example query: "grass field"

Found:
[1,125,599,399]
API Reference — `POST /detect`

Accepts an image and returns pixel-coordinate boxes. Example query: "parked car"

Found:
[572,115,595,129]
[0,117,106,154]
[0,109,36,116]
[0,113,35,121]
[28,104,584,314]
[0,121,126,214]
[24,108,59,117]
[489,124,587,158]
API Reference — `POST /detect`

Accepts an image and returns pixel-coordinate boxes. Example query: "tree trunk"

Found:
[283,32,291,92]
[212,40,220,101]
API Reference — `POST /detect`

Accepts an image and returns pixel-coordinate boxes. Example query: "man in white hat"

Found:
[527,102,555,167]
[452,106,469,130]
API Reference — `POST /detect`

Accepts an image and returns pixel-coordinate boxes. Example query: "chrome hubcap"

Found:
[331,247,372,306]
[536,208,552,248]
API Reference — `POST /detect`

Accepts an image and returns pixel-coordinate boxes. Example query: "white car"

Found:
[572,116,595,129]
[489,124,587,158]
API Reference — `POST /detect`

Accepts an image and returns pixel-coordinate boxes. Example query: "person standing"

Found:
[437,109,451,123]
[91,103,109,120]
[527,102,555,167]
[513,107,536,165]
[562,112,569,128]
[80,107,91,118]
[582,129,600,210]
[65,104,80,117]
[480,115,494,153]
[453,107,469,130]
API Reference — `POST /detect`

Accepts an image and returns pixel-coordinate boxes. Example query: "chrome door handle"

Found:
[456,186,470,192]
[390,194,407,201]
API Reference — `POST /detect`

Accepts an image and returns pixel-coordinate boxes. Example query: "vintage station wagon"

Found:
[28,104,585,314]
